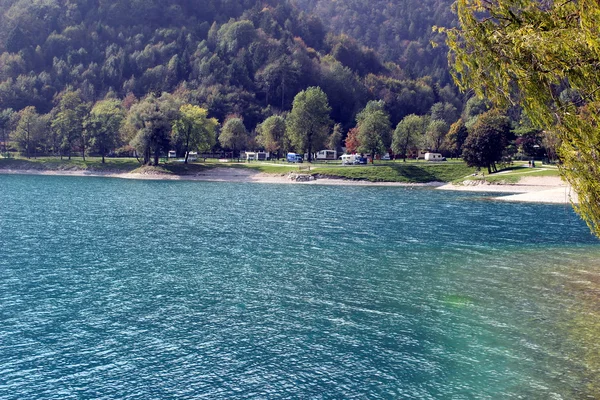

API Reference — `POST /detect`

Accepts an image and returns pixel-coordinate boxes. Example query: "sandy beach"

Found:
[437,176,577,204]
[0,168,576,204]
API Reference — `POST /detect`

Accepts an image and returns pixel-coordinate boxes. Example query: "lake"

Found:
[1,174,599,399]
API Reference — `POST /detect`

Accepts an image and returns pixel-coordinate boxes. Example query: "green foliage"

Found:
[0,108,14,154]
[51,90,89,159]
[445,0,600,236]
[425,119,448,152]
[286,86,332,161]
[14,106,47,158]
[295,0,456,83]
[0,0,460,136]
[172,104,218,163]
[355,100,392,158]
[461,111,511,174]
[256,115,286,157]
[218,118,248,157]
[392,114,426,161]
[128,94,181,165]
[327,123,343,154]
[87,99,125,163]
[443,118,468,158]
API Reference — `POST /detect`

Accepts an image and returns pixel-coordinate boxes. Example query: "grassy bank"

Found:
[0,157,141,172]
[238,160,476,183]
[1,156,479,183]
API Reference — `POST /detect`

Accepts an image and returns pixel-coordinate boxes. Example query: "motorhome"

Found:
[168,150,177,158]
[246,152,256,161]
[187,152,198,161]
[341,154,366,165]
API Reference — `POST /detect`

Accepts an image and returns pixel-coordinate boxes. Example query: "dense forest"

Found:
[0,0,552,168]
[292,0,456,84]
[0,0,461,127]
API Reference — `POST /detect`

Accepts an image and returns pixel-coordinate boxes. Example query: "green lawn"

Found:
[0,156,141,172]
[236,160,476,183]
[1,156,478,183]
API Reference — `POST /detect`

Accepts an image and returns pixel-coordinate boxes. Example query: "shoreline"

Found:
[0,168,576,204]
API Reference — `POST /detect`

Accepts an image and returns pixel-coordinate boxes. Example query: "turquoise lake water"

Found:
[1,174,600,399]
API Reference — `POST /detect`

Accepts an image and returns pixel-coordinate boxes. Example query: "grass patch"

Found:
[313,162,475,183]
[1,156,478,183]
[0,156,141,172]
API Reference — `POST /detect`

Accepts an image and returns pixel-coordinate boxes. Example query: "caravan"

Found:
[424,152,445,162]
[315,150,337,160]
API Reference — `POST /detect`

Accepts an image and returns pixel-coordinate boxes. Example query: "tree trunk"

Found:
[184,127,191,164]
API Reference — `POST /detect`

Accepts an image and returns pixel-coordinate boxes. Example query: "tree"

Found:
[392,114,426,162]
[172,105,218,163]
[219,118,247,159]
[14,107,46,158]
[286,87,332,162]
[0,109,14,155]
[128,94,179,165]
[355,100,391,161]
[461,111,511,174]
[345,127,360,154]
[51,90,88,160]
[327,123,344,155]
[430,102,459,125]
[425,119,448,152]
[256,115,286,159]
[443,118,469,158]
[87,99,125,163]
[443,0,600,235]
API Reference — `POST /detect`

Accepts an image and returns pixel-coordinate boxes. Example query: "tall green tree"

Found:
[219,117,248,159]
[51,90,88,160]
[256,115,286,159]
[327,123,344,155]
[86,99,125,164]
[444,0,600,236]
[425,119,448,152]
[461,111,511,174]
[14,107,46,159]
[128,94,180,165]
[355,100,391,161]
[392,114,426,162]
[443,118,468,158]
[0,108,14,155]
[286,87,332,162]
[172,104,218,163]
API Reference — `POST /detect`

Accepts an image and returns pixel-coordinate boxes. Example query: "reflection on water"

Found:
[0,174,599,399]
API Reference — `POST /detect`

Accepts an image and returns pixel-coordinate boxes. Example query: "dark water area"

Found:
[1,174,599,399]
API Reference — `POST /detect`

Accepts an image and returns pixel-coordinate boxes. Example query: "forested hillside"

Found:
[292,0,456,84]
[0,0,461,130]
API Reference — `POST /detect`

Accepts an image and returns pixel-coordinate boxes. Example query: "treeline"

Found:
[0,0,462,133]
[0,84,558,176]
